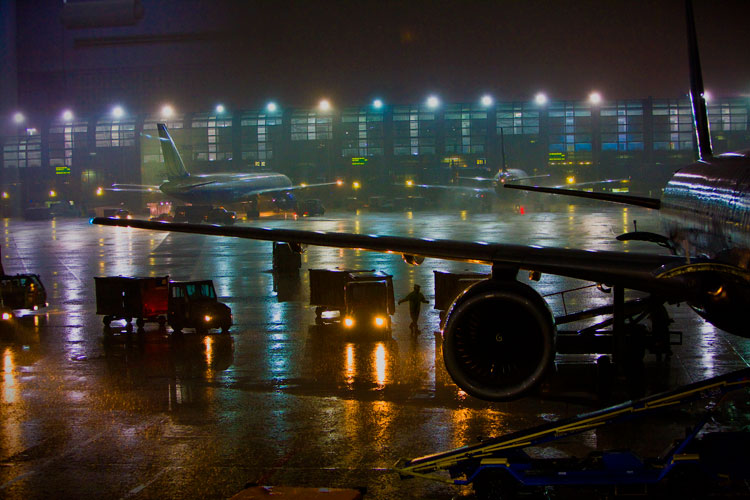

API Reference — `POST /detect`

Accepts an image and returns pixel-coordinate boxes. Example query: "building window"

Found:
[241,111,282,161]
[291,111,332,141]
[547,101,592,161]
[49,120,88,170]
[393,105,436,156]
[95,119,135,148]
[497,102,539,136]
[707,98,747,132]
[444,104,488,154]
[3,134,42,168]
[599,100,644,152]
[652,99,693,150]
[192,113,232,162]
[341,107,384,157]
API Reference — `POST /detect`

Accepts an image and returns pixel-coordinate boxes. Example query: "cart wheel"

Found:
[103,316,112,326]
[171,323,182,334]
[157,316,167,328]
[136,318,145,328]
[220,323,231,333]
[125,322,133,332]
[125,316,132,324]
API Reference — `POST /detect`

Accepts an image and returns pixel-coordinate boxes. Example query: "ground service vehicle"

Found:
[168,280,232,333]
[95,276,231,333]
[173,205,213,223]
[296,199,325,217]
[0,273,47,311]
[309,269,394,334]
[205,207,236,225]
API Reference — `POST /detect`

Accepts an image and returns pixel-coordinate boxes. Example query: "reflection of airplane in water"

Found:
[96,1,750,401]
[112,124,339,211]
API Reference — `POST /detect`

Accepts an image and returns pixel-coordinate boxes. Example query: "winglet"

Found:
[157,123,189,179]
[685,0,712,160]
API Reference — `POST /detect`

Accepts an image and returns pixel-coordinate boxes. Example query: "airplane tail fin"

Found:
[685,0,712,160]
[157,123,189,179]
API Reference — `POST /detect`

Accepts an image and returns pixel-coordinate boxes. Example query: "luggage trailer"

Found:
[395,368,750,497]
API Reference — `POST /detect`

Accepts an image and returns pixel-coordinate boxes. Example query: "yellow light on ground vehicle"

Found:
[2,313,11,320]
[336,179,344,186]
[566,176,576,185]
[374,316,385,327]
[406,180,414,187]
[204,315,212,322]
[343,317,355,328]
[352,181,361,190]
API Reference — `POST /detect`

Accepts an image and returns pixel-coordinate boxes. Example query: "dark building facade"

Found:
[2,96,749,212]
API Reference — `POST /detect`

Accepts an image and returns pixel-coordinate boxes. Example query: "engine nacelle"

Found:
[442,279,556,401]
[402,254,425,266]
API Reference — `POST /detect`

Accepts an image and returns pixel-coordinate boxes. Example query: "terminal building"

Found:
[2,1,750,214]
[1,96,749,214]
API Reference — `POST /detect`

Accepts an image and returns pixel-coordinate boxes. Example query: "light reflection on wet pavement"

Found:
[0,208,748,499]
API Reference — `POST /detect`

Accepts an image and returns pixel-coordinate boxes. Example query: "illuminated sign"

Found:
[55,166,71,175]
[548,152,566,162]
[352,157,368,166]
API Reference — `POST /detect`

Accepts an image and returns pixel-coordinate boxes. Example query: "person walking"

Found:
[398,284,429,333]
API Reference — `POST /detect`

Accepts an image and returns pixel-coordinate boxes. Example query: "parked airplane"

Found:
[94,1,750,401]
[112,124,339,208]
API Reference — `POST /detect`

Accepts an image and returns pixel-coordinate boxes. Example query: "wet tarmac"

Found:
[0,207,749,499]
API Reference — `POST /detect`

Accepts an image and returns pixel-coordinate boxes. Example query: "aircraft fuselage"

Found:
[159,172,293,204]
[661,151,750,267]
[493,168,530,197]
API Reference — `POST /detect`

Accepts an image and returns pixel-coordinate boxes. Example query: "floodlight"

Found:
[111,105,125,119]
[535,92,548,105]
[481,95,493,107]
[588,92,602,105]
[426,95,440,109]
[161,104,174,119]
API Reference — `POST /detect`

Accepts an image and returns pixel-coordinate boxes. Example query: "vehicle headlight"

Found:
[374,316,385,327]
[2,312,11,320]
[204,315,212,322]
[343,317,354,328]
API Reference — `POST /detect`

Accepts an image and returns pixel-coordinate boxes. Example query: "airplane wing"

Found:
[92,216,684,297]
[460,174,551,183]
[250,181,341,197]
[91,215,711,402]
[109,183,162,193]
[504,184,661,209]
[406,184,493,195]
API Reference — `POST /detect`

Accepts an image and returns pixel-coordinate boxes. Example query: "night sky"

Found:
[14,0,750,112]
[219,0,750,105]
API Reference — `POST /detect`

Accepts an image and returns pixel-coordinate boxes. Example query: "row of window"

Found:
[3,99,748,168]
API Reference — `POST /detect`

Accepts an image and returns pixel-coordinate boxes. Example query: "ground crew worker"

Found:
[398,284,429,333]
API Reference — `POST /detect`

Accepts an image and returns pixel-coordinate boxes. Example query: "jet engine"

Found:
[442,279,556,401]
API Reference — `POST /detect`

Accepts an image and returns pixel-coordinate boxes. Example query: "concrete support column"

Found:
[0,0,18,136]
